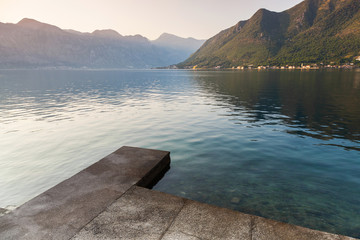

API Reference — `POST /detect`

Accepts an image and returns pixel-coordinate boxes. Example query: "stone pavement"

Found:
[0,146,356,240]
[72,186,355,240]
[0,146,170,240]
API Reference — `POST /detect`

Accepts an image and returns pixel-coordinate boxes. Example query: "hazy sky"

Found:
[0,0,303,40]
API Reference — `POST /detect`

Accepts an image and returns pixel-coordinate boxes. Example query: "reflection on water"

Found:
[193,70,360,144]
[0,69,359,237]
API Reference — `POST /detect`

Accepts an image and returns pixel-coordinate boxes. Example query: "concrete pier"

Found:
[0,146,356,240]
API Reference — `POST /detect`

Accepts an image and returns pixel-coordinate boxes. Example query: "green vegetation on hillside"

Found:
[178,0,360,68]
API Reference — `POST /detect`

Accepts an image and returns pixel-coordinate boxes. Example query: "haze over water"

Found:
[0,69,359,237]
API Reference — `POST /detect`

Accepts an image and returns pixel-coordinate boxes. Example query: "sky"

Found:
[0,0,303,40]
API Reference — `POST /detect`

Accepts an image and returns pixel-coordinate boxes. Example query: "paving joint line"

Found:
[158,198,188,240]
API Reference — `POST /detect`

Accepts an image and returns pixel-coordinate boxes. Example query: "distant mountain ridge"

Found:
[153,33,204,51]
[152,33,205,66]
[0,18,205,69]
[178,0,360,68]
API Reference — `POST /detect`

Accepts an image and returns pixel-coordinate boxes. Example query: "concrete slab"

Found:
[0,146,170,240]
[72,186,185,240]
[251,216,355,240]
[74,186,356,240]
[0,146,357,240]
[165,199,252,240]
[161,231,203,240]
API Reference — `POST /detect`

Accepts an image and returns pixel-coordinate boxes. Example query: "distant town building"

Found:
[258,66,267,70]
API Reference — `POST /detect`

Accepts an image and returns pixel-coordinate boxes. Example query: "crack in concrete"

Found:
[158,198,188,240]
[179,230,203,240]
[250,216,255,240]
[69,188,132,239]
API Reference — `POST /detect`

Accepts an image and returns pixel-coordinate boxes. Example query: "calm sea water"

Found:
[0,69,359,237]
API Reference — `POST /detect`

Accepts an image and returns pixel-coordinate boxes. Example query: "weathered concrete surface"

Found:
[73,186,357,240]
[163,199,251,240]
[0,146,170,240]
[0,146,357,240]
[251,217,352,240]
[72,186,185,240]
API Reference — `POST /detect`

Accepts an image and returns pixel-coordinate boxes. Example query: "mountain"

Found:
[0,18,204,69]
[92,29,123,39]
[178,0,360,68]
[153,33,205,52]
[152,33,205,67]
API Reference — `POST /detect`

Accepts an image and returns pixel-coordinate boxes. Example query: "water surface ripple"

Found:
[0,69,359,237]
